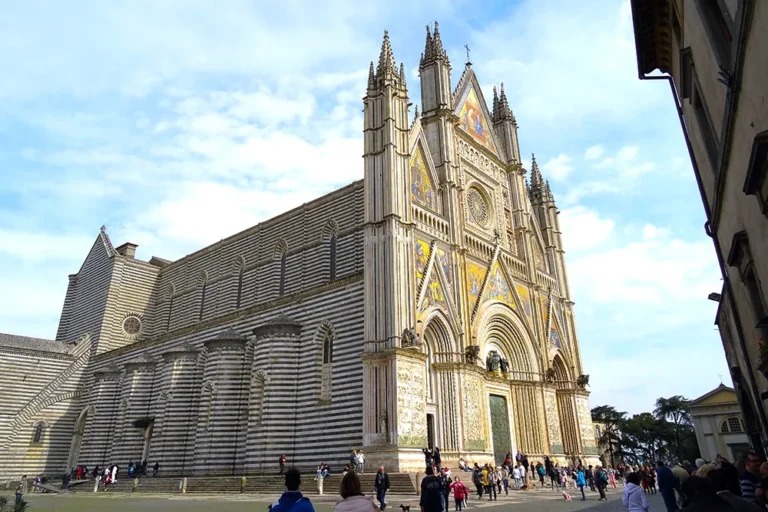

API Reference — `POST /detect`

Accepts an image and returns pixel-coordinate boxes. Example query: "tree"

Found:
[654,395,698,463]
[591,405,626,466]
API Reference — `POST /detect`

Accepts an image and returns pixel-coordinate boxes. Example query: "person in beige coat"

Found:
[333,472,379,512]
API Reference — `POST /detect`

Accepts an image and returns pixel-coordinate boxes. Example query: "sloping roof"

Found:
[0,332,71,354]
[690,384,738,407]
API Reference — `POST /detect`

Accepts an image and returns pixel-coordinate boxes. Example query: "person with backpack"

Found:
[595,466,608,501]
[271,468,315,512]
[537,463,546,487]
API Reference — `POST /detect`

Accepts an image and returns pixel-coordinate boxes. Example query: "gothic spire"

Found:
[376,30,397,80]
[420,21,449,70]
[544,180,554,202]
[492,86,500,122]
[400,62,406,87]
[367,61,375,90]
[530,154,543,188]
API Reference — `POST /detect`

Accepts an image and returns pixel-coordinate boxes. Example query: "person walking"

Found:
[279,455,287,475]
[576,466,587,501]
[374,466,390,511]
[316,464,328,495]
[623,472,650,512]
[595,466,608,501]
[513,465,521,491]
[450,476,467,511]
[271,468,315,512]
[334,472,377,512]
[585,465,595,492]
[420,467,444,512]
[471,463,483,499]
[657,460,679,512]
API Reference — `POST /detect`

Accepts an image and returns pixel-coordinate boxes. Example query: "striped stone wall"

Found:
[70,280,365,475]
[0,339,91,480]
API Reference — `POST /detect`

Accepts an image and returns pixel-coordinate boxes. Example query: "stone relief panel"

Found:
[543,389,563,454]
[396,358,427,447]
[577,395,598,455]
[462,372,488,451]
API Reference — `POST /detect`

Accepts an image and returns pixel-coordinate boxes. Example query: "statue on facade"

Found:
[486,350,501,373]
[379,413,388,434]
[465,345,481,365]
[577,374,590,388]
[499,357,510,374]
[545,367,556,383]
[402,327,419,348]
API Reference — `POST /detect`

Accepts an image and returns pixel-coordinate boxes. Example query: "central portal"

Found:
[489,394,511,465]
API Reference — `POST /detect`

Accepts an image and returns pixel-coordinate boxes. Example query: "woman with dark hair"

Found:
[622,472,649,512]
[334,471,378,512]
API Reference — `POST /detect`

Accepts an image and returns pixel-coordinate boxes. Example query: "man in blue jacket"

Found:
[271,468,315,512]
[656,460,678,512]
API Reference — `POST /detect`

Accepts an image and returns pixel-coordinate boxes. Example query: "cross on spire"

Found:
[464,44,472,66]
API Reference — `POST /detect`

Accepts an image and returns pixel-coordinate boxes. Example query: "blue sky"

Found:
[0,0,727,414]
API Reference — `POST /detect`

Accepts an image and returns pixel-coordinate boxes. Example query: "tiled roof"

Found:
[0,332,71,354]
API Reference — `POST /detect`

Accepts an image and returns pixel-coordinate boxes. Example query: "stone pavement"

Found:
[15,486,666,512]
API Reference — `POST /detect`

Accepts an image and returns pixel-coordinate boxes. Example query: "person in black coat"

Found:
[375,466,391,511]
[434,448,442,471]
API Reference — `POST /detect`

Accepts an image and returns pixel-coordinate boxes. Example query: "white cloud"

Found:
[559,206,615,251]
[541,154,572,180]
[584,145,604,160]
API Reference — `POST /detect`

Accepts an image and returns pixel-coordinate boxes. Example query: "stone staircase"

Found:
[72,472,416,495]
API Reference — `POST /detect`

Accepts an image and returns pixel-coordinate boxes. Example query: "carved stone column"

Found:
[153,344,199,475]
[246,315,302,472]
[79,366,121,466]
[193,329,248,475]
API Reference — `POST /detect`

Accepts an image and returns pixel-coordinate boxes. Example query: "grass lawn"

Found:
[3,493,337,512]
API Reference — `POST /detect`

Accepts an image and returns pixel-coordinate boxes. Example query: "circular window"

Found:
[123,316,142,336]
[467,187,490,226]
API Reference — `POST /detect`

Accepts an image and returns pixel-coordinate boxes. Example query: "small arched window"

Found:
[33,423,45,443]
[279,252,287,297]
[320,333,333,401]
[329,234,337,281]
[721,417,744,433]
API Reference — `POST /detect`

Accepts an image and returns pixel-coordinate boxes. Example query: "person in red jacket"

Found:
[450,476,468,511]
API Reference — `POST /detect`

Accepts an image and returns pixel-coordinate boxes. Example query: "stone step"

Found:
[71,473,417,495]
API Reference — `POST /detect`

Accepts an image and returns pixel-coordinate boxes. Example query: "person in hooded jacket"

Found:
[271,468,315,512]
[334,471,378,512]
[622,472,649,512]
[576,466,587,501]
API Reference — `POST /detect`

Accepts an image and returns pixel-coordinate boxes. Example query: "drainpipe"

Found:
[638,73,768,450]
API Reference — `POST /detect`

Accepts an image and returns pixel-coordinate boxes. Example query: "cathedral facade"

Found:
[0,25,597,480]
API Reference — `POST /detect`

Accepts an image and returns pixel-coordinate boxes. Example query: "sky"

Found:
[0,0,729,415]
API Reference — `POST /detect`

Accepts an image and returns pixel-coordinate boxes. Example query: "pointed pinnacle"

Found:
[400,62,406,86]
[492,86,500,122]
[424,25,434,62]
[376,30,396,79]
[432,21,445,56]
[530,154,543,187]
[413,104,420,124]
[368,61,375,89]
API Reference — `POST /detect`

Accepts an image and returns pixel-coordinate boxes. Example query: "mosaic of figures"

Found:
[415,239,431,283]
[484,262,514,304]
[466,260,487,311]
[410,146,436,211]
[515,283,533,320]
[423,271,449,312]
[458,87,496,153]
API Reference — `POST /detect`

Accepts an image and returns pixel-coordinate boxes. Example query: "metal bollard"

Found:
[241,476,247,494]
[133,478,139,492]
[181,477,187,494]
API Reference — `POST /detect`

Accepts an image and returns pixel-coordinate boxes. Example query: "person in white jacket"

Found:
[334,471,379,512]
[622,472,650,512]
